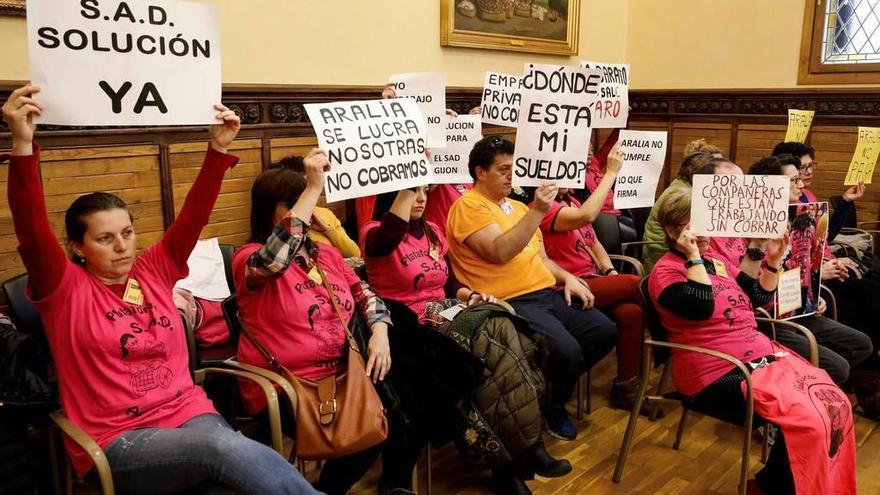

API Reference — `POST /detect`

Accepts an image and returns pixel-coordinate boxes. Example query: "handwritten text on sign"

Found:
[304,99,432,203]
[481,72,521,128]
[389,72,447,149]
[613,130,668,209]
[690,174,791,238]
[430,115,482,184]
[512,64,601,188]
[845,126,880,185]
[783,109,815,143]
[27,0,221,125]
[777,268,803,316]
[578,60,629,129]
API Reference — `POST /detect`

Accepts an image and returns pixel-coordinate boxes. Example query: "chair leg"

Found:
[649,363,671,422]
[612,363,650,482]
[761,426,770,464]
[576,373,585,420]
[426,446,432,495]
[48,425,63,495]
[673,408,689,450]
[586,370,592,415]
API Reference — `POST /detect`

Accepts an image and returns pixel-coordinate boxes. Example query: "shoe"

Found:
[746,478,764,495]
[490,470,533,495]
[530,440,572,478]
[546,407,577,441]
[611,376,666,419]
[849,368,880,420]
[378,488,418,495]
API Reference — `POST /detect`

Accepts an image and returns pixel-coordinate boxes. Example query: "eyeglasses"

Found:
[800,162,817,172]
[790,176,805,185]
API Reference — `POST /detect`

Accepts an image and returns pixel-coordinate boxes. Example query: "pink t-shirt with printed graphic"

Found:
[361,220,449,321]
[540,199,600,278]
[233,243,358,414]
[648,251,774,396]
[32,244,216,478]
[425,184,471,239]
[708,237,749,266]
[585,157,620,216]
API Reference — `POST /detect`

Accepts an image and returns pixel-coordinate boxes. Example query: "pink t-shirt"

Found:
[585,157,620,216]
[540,199,599,278]
[361,220,449,321]
[648,252,774,396]
[425,184,471,239]
[32,244,216,477]
[234,243,358,414]
[708,237,748,266]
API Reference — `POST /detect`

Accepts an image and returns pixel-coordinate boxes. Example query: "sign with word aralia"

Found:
[690,174,791,238]
[578,60,629,129]
[613,130,668,209]
[27,0,221,126]
[305,98,432,203]
[513,63,601,189]
[430,115,482,184]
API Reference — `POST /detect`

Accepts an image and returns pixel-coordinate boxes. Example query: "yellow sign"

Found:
[844,126,880,186]
[122,278,144,305]
[783,109,815,143]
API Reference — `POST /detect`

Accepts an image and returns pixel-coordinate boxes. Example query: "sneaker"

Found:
[546,407,577,441]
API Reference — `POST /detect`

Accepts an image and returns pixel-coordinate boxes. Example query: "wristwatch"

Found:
[684,258,705,269]
[746,247,765,261]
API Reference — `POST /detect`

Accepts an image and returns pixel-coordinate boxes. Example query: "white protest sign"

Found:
[578,60,629,128]
[777,268,803,315]
[512,63,602,189]
[304,99,432,203]
[27,0,221,126]
[690,175,790,238]
[389,72,447,148]
[481,72,521,128]
[614,130,668,209]
[430,115,482,184]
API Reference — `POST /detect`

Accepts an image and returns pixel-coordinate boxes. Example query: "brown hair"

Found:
[676,151,720,183]
[248,166,307,244]
[656,187,693,248]
[682,138,722,157]
[64,192,132,264]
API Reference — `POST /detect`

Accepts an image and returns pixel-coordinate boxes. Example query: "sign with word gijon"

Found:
[430,115,482,184]
[578,60,629,129]
[690,174,791,238]
[613,130,668,209]
[389,72,447,148]
[480,71,521,128]
[27,0,221,126]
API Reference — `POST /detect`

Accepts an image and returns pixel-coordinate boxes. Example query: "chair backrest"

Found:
[221,294,243,343]
[628,207,652,240]
[638,276,670,366]
[218,243,236,295]
[593,212,622,254]
[2,274,51,363]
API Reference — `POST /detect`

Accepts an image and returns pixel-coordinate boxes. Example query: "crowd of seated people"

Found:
[2,80,870,495]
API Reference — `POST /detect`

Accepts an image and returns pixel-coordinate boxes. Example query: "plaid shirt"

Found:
[246,212,391,327]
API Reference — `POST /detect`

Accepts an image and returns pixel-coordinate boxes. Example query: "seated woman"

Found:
[538,143,654,414]
[2,85,317,494]
[582,129,638,244]
[233,151,391,495]
[361,187,572,495]
[650,187,856,495]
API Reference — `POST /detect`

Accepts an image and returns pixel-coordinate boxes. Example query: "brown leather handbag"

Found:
[240,261,388,459]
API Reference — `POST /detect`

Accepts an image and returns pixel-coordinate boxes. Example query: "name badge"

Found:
[122,278,145,305]
[712,258,729,279]
[500,201,514,215]
[429,245,440,260]
[454,184,467,194]
[308,265,324,285]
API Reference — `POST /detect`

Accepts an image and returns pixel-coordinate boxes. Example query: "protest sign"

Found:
[844,126,880,185]
[389,72,447,148]
[430,115,482,184]
[775,202,828,320]
[26,0,221,126]
[690,174,790,238]
[480,72,521,128]
[613,130,668,209]
[512,63,601,188]
[304,98,432,203]
[783,109,815,143]
[578,60,629,128]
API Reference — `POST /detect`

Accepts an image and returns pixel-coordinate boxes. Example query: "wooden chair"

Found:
[612,277,818,495]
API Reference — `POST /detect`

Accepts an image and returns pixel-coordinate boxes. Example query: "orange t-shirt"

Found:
[446,190,555,300]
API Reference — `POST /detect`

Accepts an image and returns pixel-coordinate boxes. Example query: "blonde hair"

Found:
[683,138,722,157]
[656,187,693,247]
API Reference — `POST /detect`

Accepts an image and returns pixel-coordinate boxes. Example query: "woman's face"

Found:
[664,216,710,255]
[783,164,803,203]
[409,187,428,220]
[71,208,137,284]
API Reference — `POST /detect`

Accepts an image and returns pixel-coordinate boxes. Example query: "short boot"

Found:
[611,376,665,418]
[849,368,880,420]
[490,467,533,495]
[529,440,572,478]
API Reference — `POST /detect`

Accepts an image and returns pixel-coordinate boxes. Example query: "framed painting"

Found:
[441,0,579,56]
[0,0,25,16]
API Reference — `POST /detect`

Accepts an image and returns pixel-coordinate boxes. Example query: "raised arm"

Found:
[363,189,416,257]
[553,142,623,231]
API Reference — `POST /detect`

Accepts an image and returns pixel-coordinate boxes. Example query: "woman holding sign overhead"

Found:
[1,85,319,494]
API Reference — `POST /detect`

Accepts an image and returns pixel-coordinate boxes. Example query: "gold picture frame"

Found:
[0,0,25,16]
[441,0,579,56]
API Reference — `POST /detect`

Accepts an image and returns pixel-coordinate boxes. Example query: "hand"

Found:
[381,84,396,99]
[425,149,433,162]
[208,104,241,154]
[605,141,624,175]
[445,108,458,118]
[606,269,619,276]
[764,232,790,267]
[533,183,558,213]
[675,224,700,260]
[310,213,329,232]
[817,297,827,316]
[838,257,859,273]
[467,292,498,306]
[843,182,865,202]
[365,323,391,383]
[2,84,43,155]
[821,259,848,281]
[303,149,330,191]
[564,275,595,309]
[469,106,482,115]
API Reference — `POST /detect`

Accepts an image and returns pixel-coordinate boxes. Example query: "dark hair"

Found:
[468,135,515,181]
[775,153,803,170]
[692,157,738,176]
[748,156,786,176]
[64,192,132,264]
[249,166,307,244]
[370,188,440,255]
[276,155,305,173]
[676,151,719,183]
[772,142,815,160]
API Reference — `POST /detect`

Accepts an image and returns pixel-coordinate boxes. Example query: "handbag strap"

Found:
[237,310,285,373]
[313,259,361,353]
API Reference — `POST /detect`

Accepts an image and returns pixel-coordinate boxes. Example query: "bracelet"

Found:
[762,261,780,273]
[601,267,615,275]
[467,290,479,300]
[684,258,705,269]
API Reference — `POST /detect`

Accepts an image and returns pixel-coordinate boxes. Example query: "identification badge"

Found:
[500,201,514,215]
[308,265,323,285]
[712,258,729,278]
[429,245,440,260]
[454,184,467,194]
[122,278,145,305]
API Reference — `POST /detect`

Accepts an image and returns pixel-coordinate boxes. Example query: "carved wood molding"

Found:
[0,1,25,17]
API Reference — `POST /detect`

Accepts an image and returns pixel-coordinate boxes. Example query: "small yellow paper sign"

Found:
[122,278,144,305]
[712,258,729,279]
[845,126,880,186]
[777,268,802,316]
[784,109,815,143]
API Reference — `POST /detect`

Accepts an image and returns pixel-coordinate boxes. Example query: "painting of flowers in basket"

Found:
[441,0,579,55]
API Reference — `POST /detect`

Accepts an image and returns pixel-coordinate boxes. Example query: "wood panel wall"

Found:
[1,84,879,295]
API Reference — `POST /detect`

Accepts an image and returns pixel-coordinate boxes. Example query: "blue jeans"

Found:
[104,413,321,495]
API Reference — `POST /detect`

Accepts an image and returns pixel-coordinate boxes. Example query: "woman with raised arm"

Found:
[2,85,318,494]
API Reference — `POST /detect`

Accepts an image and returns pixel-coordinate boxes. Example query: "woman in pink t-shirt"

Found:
[2,85,317,494]
[650,187,855,495]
